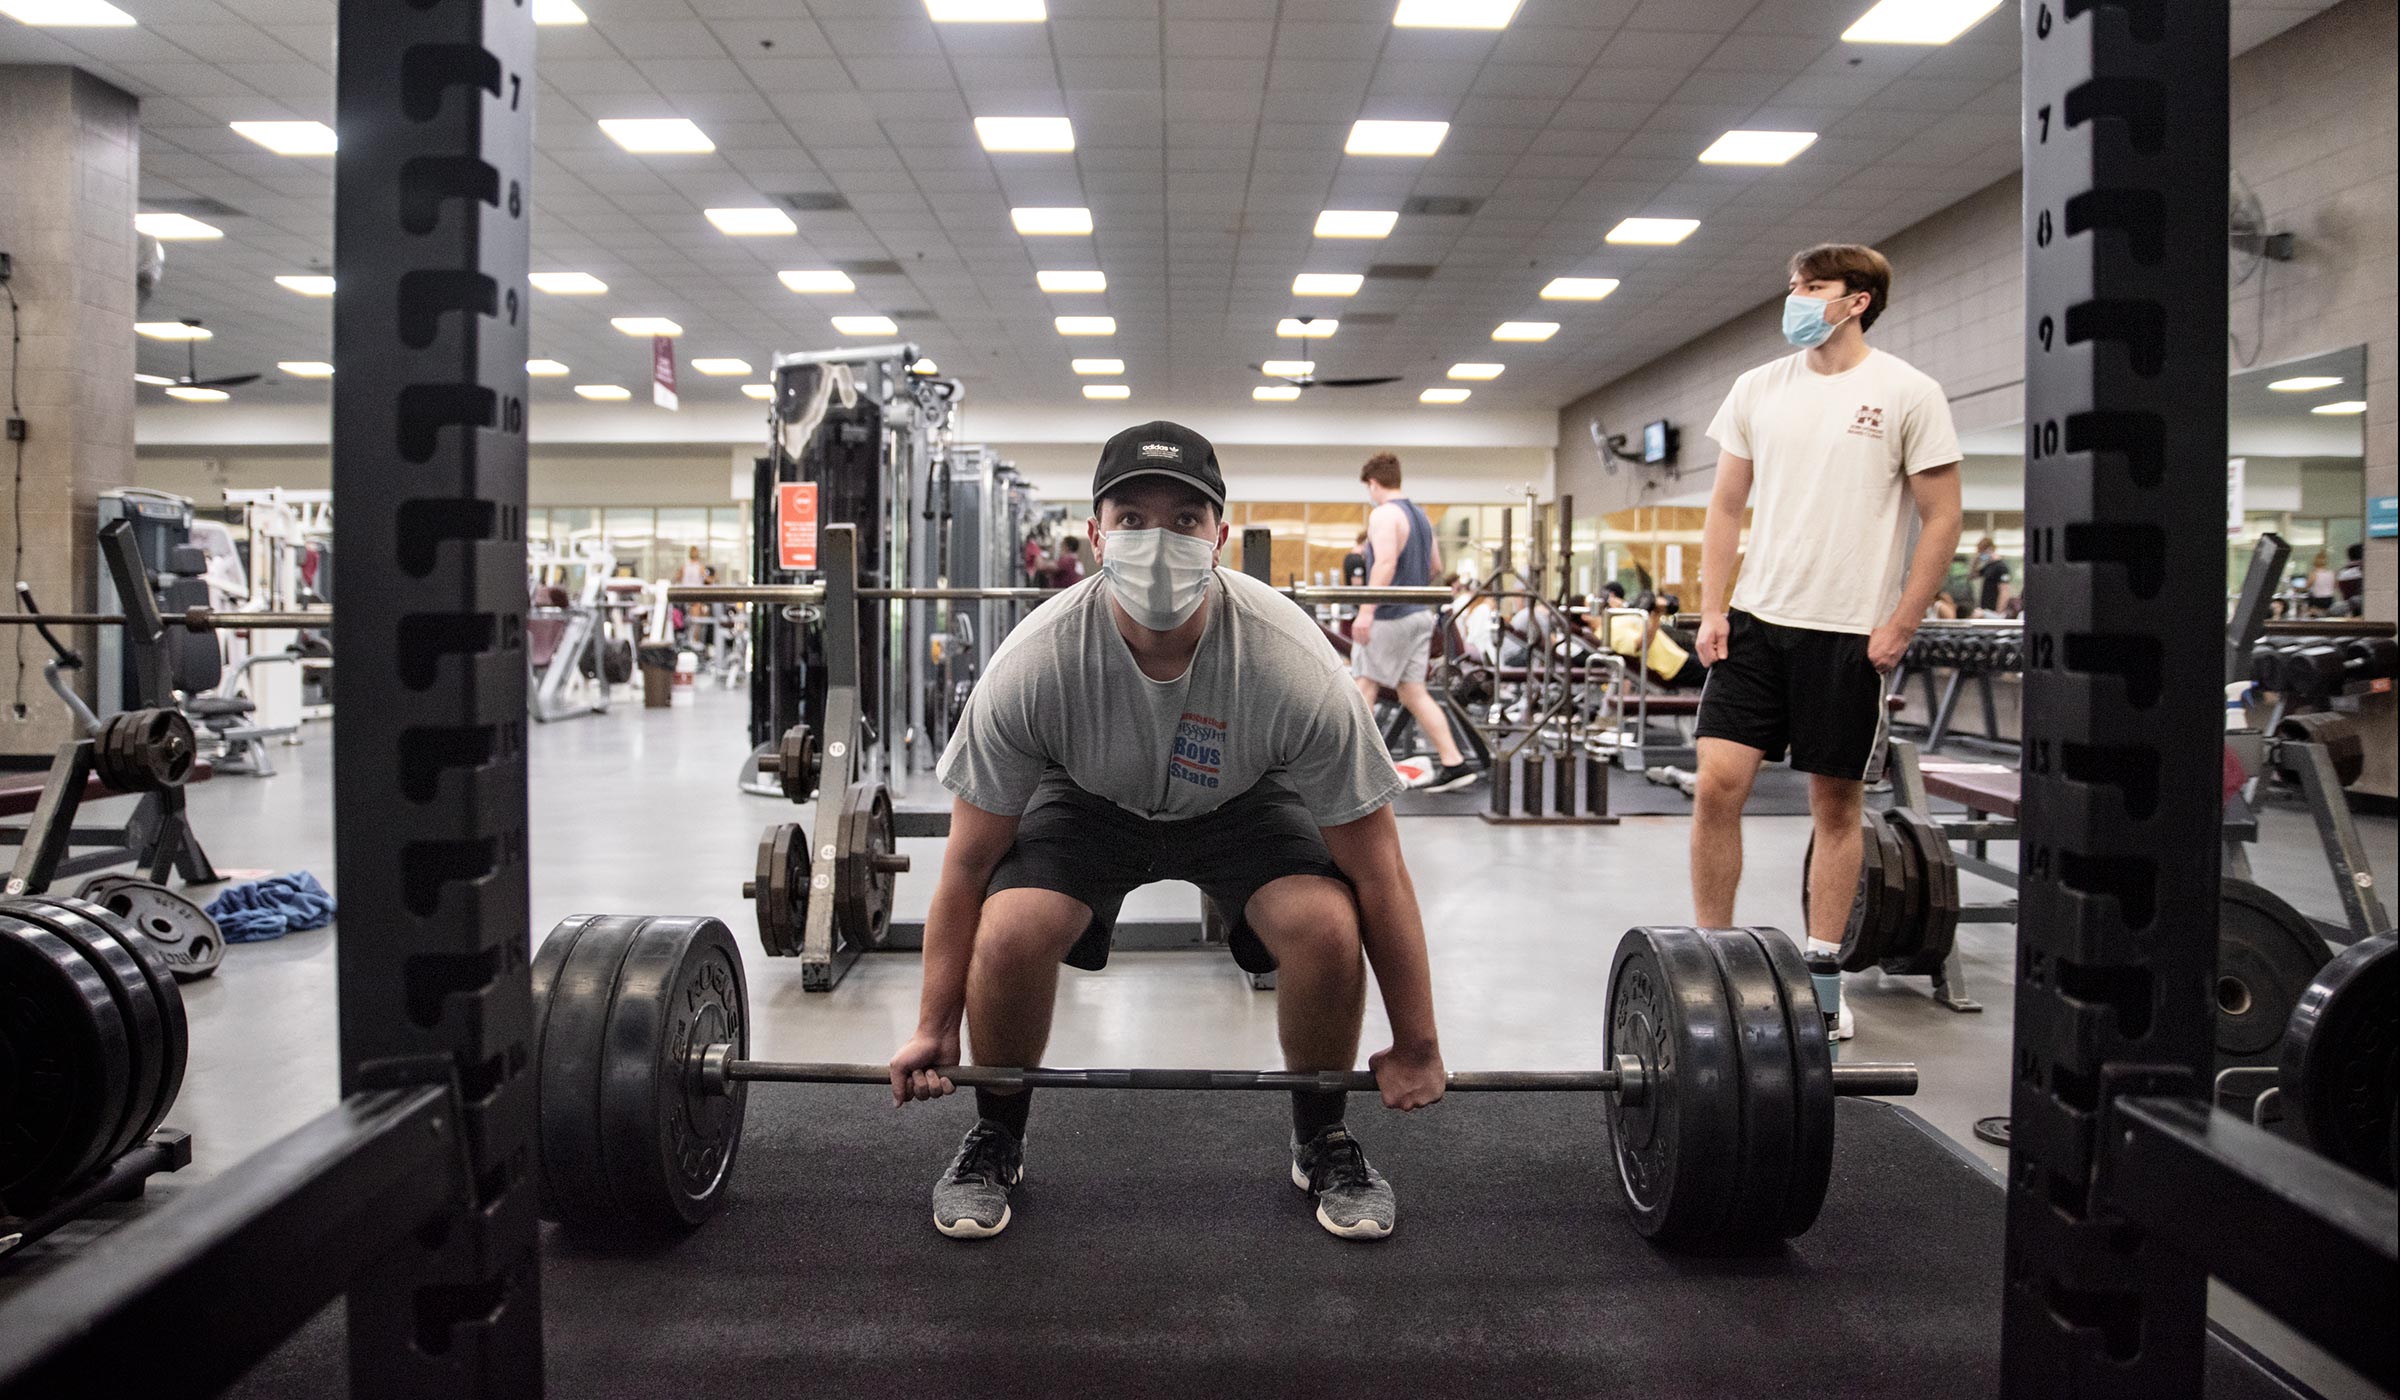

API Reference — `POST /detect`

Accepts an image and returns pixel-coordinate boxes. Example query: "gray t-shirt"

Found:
[937,568,1404,826]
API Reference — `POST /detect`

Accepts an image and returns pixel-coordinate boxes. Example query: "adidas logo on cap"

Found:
[1139,442,1182,461]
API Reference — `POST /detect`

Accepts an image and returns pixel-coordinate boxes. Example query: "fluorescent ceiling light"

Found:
[777,269,856,293]
[1540,277,1619,300]
[741,383,774,400]
[276,360,335,377]
[527,359,570,376]
[1447,363,1504,380]
[925,0,1045,19]
[1037,270,1107,293]
[1083,384,1130,400]
[1314,209,1398,239]
[1393,0,1523,28]
[610,317,683,336]
[1054,316,1117,336]
[1071,358,1125,375]
[975,117,1075,153]
[136,322,210,340]
[1261,359,1315,377]
[1011,206,1093,235]
[532,0,585,22]
[164,385,229,402]
[0,0,136,24]
[1491,321,1558,341]
[530,272,608,294]
[1420,387,1471,404]
[231,120,337,155]
[691,358,752,376]
[910,358,939,374]
[1291,273,1363,297]
[274,274,336,297]
[1698,130,1819,165]
[598,118,714,154]
[574,384,632,401]
[134,212,221,240]
[2267,376,2342,392]
[706,207,796,235]
[1345,120,1448,157]
[1607,218,1700,245]
[1840,0,2005,44]
[1277,318,1337,338]
[134,373,176,386]
[1253,385,1301,401]
[2311,401,2368,415]
[832,315,899,336]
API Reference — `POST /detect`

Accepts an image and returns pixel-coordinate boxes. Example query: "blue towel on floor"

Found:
[204,871,337,943]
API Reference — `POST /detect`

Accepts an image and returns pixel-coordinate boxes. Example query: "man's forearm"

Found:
[1888,507,1963,626]
[1354,877,1439,1051]
[914,869,989,1035]
[1699,507,1740,615]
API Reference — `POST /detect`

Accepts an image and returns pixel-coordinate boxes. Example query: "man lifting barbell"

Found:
[888,420,1445,1242]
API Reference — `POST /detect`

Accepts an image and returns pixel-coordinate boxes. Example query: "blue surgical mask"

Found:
[1782,293,1843,348]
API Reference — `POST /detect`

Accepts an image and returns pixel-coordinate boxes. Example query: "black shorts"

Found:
[986,775,1350,974]
[1693,610,1891,781]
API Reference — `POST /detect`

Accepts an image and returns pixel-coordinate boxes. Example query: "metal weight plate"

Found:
[1883,809,1960,975]
[774,723,820,804]
[836,783,898,951]
[1605,926,1743,1248]
[2215,878,2332,1069]
[747,822,809,958]
[1825,817,1883,973]
[598,916,749,1229]
[1745,928,1837,1239]
[0,918,134,1206]
[93,709,199,793]
[533,915,640,1226]
[602,638,636,686]
[2279,932,2397,1186]
[1878,811,1928,965]
[1699,927,1798,1247]
[75,876,225,982]
[0,897,168,1172]
[5,895,188,1149]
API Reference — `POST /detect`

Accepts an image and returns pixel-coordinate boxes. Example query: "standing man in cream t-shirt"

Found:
[1690,243,1962,1038]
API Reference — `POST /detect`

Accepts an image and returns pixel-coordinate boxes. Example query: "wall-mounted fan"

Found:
[2229,170,2295,288]
[163,321,260,390]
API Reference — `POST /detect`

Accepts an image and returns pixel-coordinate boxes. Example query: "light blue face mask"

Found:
[1781,292,1846,348]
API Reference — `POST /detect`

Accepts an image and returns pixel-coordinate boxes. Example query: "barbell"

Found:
[529,914,1919,1252]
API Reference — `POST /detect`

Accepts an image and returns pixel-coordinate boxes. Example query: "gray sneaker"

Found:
[933,1120,1024,1240]
[1290,1126,1396,1240]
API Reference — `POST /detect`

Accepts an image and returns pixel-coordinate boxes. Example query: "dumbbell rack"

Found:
[1888,621,2023,756]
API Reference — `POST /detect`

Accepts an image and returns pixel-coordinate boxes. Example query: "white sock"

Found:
[1806,938,1842,959]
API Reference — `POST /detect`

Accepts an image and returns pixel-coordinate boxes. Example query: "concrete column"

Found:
[0,66,139,756]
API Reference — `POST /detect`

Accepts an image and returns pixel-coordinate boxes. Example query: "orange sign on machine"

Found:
[776,482,820,570]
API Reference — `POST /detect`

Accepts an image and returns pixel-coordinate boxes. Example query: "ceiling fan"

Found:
[1247,364,1403,390]
[164,320,261,390]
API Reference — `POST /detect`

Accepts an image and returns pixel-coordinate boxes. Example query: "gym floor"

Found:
[111,685,2390,1395]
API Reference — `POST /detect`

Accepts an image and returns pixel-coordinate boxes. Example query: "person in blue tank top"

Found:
[1352,453,1478,792]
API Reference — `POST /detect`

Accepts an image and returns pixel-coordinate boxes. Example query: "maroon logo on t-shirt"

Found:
[1848,404,1886,439]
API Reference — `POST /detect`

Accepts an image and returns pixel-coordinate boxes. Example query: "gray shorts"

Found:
[1352,609,1437,689]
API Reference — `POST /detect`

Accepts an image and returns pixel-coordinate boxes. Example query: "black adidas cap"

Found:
[1091,420,1226,513]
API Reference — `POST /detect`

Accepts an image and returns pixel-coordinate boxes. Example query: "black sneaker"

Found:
[1290,1126,1396,1240]
[933,1120,1024,1239]
[1412,760,1482,794]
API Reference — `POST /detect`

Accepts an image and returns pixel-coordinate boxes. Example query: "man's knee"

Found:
[974,888,1088,965]
[1810,781,1864,831]
[1244,876,1363,972]
[1693,767,1752,819]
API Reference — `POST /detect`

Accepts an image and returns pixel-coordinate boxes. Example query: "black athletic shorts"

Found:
[1693,610,1891,781]
[986,775,1350,974]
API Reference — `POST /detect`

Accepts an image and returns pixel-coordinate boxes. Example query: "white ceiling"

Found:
[3,0,2343,433]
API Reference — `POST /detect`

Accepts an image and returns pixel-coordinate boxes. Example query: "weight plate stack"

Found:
[2214,878,2331,1071]
[2278,932,2397,1187]
[773,722,820,804]
[532,914,750,1231]
[92,708,198,793]
[75,876,225,982]
[2273,711,2366,788]
[1747,928,1837,1239]
[1699,928,1799,1246]
[836,783,898,951]
[1881,809,1960,977]
[1605,927,1743,1248]
[0,896,186,1175]
[0,917,135,1207]
[747,821,809,958]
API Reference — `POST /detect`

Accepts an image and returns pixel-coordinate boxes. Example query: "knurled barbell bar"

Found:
[530,915,1919,1251]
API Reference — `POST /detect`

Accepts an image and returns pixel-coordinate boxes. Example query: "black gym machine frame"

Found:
[0,3,2390,1398]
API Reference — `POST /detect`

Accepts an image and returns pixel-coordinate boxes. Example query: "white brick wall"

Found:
[1556,0,2396,628]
